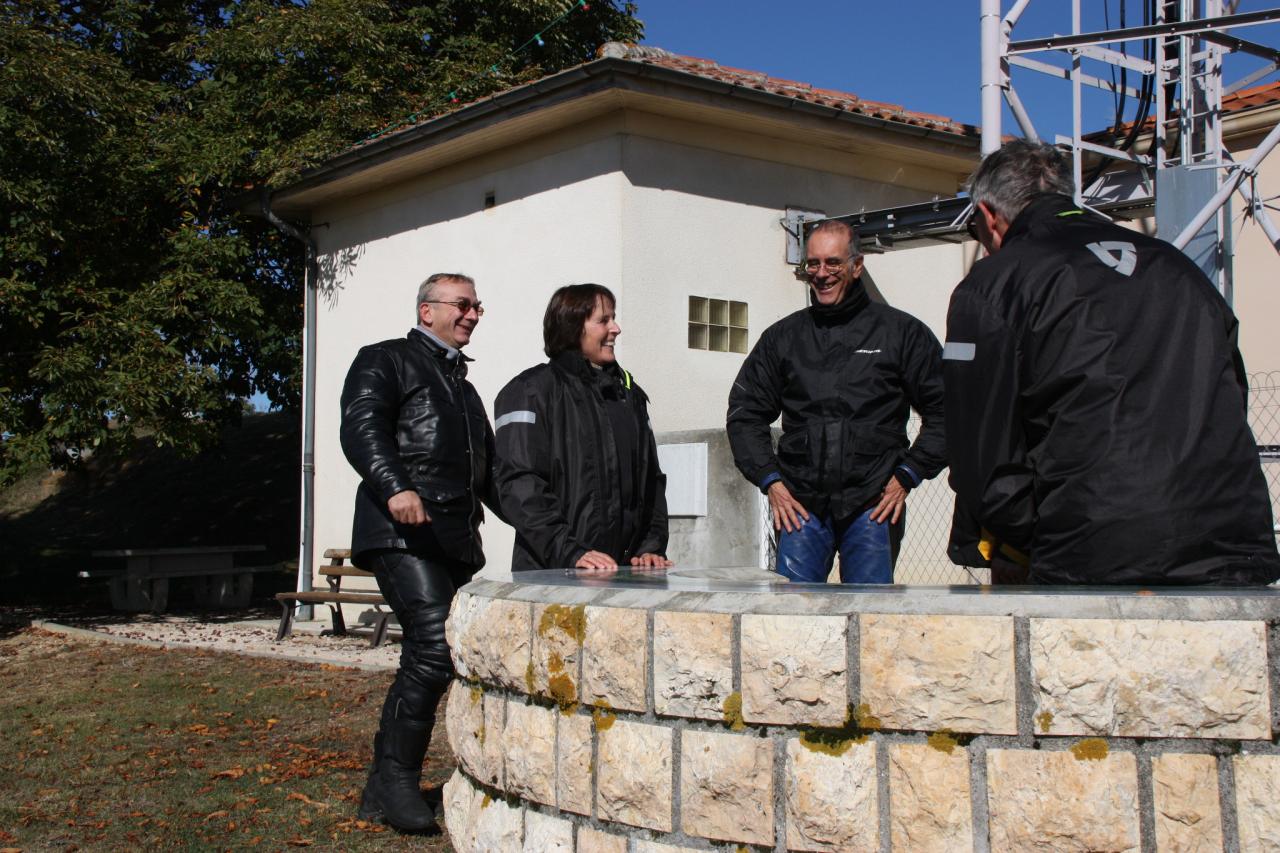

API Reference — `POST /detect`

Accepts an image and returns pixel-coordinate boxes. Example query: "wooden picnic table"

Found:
[86,544,273,612]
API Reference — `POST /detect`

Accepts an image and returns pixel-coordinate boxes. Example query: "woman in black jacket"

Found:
[493,283,670,571]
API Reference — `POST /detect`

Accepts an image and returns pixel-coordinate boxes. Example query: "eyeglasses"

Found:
[423,299,484,316]
[803,257,851,273]
[966,215,981,242]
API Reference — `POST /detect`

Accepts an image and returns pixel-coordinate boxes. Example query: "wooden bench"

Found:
[275,548,398,647]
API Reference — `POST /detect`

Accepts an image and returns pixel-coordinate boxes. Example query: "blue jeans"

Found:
[776,506,903,584]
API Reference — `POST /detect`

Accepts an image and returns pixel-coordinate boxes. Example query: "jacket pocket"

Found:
[416,480,470,515]
[777,430,810,471]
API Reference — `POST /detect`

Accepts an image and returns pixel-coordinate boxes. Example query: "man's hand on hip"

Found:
[870,477,907,524]
[387,490,431,525]
[767,481,810,533]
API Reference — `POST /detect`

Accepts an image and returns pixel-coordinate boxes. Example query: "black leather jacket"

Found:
[339,330,496,569]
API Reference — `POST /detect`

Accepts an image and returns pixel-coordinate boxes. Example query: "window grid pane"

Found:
[687,294,747,353]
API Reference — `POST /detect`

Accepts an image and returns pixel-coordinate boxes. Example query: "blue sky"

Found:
[634,1,1280,143]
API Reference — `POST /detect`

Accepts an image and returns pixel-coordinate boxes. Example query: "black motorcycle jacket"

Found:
[339,329,496,568]
[944,193,1280,585]
[493,352,668,570]
[726,282,947,520]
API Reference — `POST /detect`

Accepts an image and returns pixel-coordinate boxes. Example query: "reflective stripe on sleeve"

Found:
[942,341,976,361]
[494,410,537,430]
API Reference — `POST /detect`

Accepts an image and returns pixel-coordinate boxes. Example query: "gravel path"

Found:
[31,613,401,671]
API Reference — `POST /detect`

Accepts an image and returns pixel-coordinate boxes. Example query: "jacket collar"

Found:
[808,278,870,325]
[1002,193,1087,248]
[551,351,626,398]
[408,328,472,375]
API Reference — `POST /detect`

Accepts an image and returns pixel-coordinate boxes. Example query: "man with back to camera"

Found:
[339,272,499,832]
[727,220,947,583]
[945,138,1280,585]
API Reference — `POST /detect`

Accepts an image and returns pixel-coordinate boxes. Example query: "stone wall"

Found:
[442,574,1280,851]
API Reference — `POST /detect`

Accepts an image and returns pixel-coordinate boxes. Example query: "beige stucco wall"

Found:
[1229,124,1280,377]
[306,112,973,587]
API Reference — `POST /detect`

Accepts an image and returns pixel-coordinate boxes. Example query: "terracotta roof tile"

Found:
[1222,80,1280,113]
[604,44,979,135]
[356,42,979,148]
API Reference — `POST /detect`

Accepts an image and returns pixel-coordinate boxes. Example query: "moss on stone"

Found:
[548,673,578,713]
[799,705,871,756]
[538,603,586,644]
[1070,738,1109,761]
[1036,711,1054,733]
[592,701,616,731]
[722,692,745,731]
[853,703,881,731]
[524,658,536,694]
[927,730,959,754]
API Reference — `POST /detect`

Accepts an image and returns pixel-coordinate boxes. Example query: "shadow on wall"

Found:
[316,242,365,308]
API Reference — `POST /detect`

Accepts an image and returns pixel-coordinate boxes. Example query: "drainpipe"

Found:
[259,187,317,617]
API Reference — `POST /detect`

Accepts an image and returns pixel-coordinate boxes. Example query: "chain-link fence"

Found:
[889,370,1280,585]
[1250,370,1280,544]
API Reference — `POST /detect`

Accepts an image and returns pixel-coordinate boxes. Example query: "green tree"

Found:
[0,0,642,481]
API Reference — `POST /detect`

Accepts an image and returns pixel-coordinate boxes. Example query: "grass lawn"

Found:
[0,627,456,851]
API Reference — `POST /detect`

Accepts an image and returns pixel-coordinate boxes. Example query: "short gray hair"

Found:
[806,219,863,260]
[966,139,1074,222]
[415,272,475,318]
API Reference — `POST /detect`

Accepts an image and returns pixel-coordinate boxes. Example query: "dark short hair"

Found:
[967,139,1074,222]
[543,283,616,358]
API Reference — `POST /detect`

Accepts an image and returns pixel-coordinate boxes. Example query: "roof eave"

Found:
[250,56,979,219]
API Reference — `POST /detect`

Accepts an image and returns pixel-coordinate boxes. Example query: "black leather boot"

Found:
[357,679,442,833]
[359,718,437,833]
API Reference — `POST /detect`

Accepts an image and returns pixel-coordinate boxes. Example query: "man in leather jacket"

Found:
[340,272,498,832]
[946,139,1280,585]
[727,220,947,583]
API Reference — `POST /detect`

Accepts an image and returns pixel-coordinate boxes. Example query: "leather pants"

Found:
[362,548,475,715]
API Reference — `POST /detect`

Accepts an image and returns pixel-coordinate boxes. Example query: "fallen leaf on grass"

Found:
[284,839,313,847]
[204,810,229,821]
[286,792,328,808]
[266,718,279,730]
[213,767,245,779]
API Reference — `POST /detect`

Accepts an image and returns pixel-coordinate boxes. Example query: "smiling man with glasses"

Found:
[727,219,946,585]
[339,271,502,834]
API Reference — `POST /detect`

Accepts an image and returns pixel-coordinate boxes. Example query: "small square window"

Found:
[688,295,748,353]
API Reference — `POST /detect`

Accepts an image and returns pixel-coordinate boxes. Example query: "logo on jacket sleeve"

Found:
[1086,241,1137,276]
